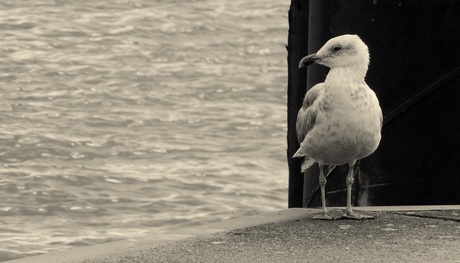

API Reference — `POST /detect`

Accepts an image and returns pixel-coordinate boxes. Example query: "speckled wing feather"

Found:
[294,83,324,171]
[296,83,324,144]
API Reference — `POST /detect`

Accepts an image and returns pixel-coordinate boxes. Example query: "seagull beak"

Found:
[299,53,319,68]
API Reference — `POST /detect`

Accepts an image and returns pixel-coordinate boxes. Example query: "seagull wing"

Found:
[296,83,324,144]
[294,83,325,171]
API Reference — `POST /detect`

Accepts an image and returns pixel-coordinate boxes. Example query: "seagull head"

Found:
[299,34,370,75]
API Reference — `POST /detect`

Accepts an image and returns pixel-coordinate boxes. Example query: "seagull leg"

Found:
[313,164,334,220]
[342,161,374,220]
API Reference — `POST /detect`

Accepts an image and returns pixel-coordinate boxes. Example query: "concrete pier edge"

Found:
[5,205,460,263]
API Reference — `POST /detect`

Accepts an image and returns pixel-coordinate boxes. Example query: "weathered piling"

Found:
[286,0,309,208]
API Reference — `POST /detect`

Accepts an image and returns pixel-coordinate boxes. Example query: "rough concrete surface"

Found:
[6,207,460,263]
[77,209,459,263]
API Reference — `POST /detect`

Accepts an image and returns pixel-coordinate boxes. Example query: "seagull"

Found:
[294,34,382,220]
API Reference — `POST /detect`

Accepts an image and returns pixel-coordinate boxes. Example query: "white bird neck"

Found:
[325,64,368,84]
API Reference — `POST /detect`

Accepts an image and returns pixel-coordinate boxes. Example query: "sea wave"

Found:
[0,0,289,261]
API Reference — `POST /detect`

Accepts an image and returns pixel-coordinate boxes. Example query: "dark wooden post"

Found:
[286,0,309,208]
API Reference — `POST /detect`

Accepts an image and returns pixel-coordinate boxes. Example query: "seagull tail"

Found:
[293,148,315,172]
[300,158,315,173]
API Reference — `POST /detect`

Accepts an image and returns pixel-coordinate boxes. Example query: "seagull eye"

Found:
[333,46,342,52]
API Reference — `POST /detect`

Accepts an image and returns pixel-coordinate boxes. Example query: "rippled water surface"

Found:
[0,0,289,260]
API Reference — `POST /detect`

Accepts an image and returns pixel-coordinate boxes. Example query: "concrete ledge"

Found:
[5,208,312,263]
[5,205,460,263]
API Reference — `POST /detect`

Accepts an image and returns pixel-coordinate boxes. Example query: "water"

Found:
[0,0,289,261]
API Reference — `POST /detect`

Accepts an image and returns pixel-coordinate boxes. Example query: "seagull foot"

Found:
[342,210,375,220]
[313,212,335,220]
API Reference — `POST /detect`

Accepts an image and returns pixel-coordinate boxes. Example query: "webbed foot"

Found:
[313,212,335,220]
[342,210,375,220]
